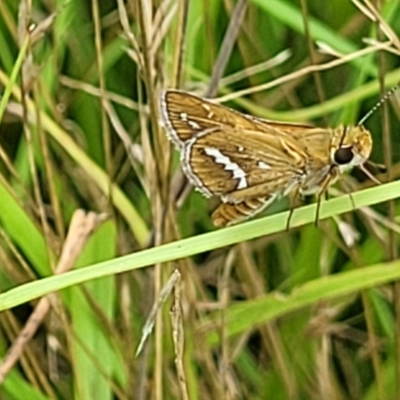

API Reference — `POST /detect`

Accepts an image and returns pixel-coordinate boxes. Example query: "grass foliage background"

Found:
[0,1,400,399]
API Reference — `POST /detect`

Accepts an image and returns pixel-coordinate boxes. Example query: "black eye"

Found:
[334,147,353,164]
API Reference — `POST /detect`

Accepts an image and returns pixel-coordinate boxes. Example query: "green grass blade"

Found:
[0,179,399,310]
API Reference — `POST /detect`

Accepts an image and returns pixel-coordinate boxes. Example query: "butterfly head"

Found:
[331,125,372,172]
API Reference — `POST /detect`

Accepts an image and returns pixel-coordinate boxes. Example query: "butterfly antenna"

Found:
[357,84,399,126]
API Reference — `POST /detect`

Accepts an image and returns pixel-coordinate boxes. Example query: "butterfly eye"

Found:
[334,147,353,164]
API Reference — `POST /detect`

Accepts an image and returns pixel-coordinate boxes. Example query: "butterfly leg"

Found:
[286,185,302,231]
[314,166,340,226]
[337,179,356,210]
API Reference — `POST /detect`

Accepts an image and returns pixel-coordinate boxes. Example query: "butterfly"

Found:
[159,89,374,227]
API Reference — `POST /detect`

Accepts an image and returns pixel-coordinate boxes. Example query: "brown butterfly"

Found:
[159,89,374,227]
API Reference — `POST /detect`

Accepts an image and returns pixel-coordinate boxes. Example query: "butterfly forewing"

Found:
[160,90,272,147]
[187,127,308,200]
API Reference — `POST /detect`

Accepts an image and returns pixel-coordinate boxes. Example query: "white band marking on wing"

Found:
[204,147,248,189]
